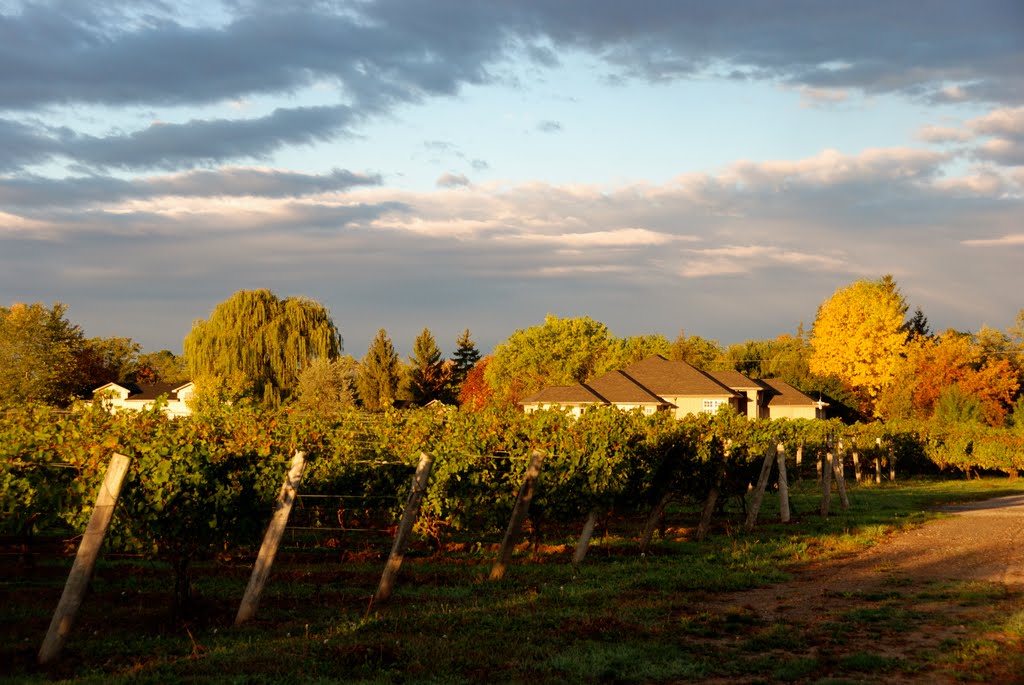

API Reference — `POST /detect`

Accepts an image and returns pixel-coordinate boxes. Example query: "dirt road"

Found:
[695,494,1024,683]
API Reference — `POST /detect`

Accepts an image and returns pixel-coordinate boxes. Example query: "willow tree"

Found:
[183,289,342,406]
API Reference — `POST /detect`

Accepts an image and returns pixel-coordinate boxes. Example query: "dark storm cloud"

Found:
[3,0,1020,113]
[0,167,381,209]
[2,0,1021,173]
[514,0,1024,104]
[57,105,355,170]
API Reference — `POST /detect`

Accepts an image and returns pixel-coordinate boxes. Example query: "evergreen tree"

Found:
[408,327,449,405]
[449,328,481,398]
[357,328,400,411]
[183,289,341,407]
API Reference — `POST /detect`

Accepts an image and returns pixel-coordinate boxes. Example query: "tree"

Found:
[0,302,85,406]
[459,356,495,410]
[451,329,481,382]
[295,356,358,416]
[183,289,342,407]
[408,327,449,405]
[876,329,1019,426]
[669,331,724,370]
[484,314,615,404]
[902,307,931,341]
[76,336,141,389]
[809,276,908,416]
[607,334,672,368]
[357,328,401,411]
[135,350,189,384]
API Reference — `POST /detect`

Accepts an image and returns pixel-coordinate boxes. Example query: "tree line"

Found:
[3,279,1023,429]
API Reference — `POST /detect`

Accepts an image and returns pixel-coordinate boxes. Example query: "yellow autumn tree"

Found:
[809,275,908,416]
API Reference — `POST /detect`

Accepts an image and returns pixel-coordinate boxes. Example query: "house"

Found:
[521,355,739,419]
[520,355,826,420]
[756,378,828,420]
[92,381,195,417]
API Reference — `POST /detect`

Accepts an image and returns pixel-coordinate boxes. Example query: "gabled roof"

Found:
[586,370,671,406]
[93,381,193,401]
[622,356,739,398]
[757,378,827,407]
[708,370,763,392]
[521,384,607,405]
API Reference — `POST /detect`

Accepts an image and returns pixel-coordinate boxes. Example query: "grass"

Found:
[3,476,1024,683]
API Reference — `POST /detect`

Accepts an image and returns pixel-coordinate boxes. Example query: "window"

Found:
[702,399,725,413]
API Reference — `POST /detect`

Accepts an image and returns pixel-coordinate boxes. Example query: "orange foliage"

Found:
[458,356,495,410]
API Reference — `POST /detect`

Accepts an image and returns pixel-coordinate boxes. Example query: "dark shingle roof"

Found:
[708,370,762,391]
[520,385,607,405]
[586,370,671,405]
[758,379,826,407]
[622,356,738,397]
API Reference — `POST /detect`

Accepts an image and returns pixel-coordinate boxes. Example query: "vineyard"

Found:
[5,403,1024,577]
[3,402,1024,680]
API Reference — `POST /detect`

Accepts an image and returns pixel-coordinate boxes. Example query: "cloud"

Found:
[536,120,563,133]
[60,105,356,170]
[962,234,1024,247]
[797,86,849,108]
[679,245,847,278]
[436,172,470,188]
[0,167,381,210]
[917,125,972,144]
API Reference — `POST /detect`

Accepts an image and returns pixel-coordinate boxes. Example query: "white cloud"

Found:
[917,125,972,144]
[798,86,849,108]
[962,234,1024,247]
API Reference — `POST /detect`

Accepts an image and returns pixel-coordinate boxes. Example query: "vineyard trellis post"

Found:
[696,440,730,541]
[834,441,850,511]
[639,493,673,554]
[820,436,834,517]
[744,443,778,531]
[374,451,435,604]
[875,437,883,484]
[235,450,307,626]
[489,449,545,581]
[852,437,862,482]
[776,442,791,523]
[573,509,601,567]
[39,452,132,665]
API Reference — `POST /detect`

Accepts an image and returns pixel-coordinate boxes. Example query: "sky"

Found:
[1,0,1023,358]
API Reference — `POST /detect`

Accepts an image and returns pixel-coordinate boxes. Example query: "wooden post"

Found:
[776,443,790,523]
[835,439,845,482]
[852,437,862,482]
[833,450,850,511]
[744,444,776,531]
[889,445,896,483]
[573,509,601,567]
[235,450,307,625]
[39,452,131,665]
[490,450,545,581]
[639,493,673,554]
[374,452,435,604]
[874,437,882,484]
[794,439,803,481]
[696,441,729,541]
[816,445,823,485]
[820,438,834,517]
